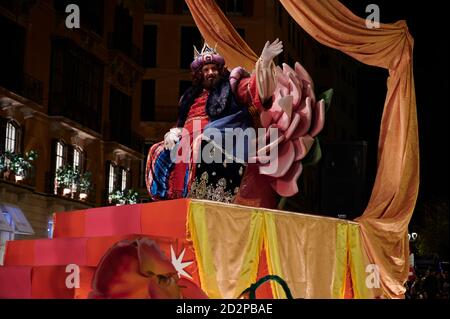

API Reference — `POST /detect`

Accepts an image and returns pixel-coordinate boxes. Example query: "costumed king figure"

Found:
[145,39,283,203]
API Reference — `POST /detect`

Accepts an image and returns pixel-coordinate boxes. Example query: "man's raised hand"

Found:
[260,38,284,67]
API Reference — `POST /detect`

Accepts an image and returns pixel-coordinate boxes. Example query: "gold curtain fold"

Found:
[278,0,419,298]
[184,0,258,71]
[188,200,362,299]
[185,0,419,298]
[267,212,340,298]
[188,201,264,298]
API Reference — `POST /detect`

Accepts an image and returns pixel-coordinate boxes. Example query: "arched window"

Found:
[72,146,84,172]
[108,162,117,195]
[121,168,129,191]
[5,122,16,152]
[1,119,21,154]
[73,147,80,170]
[55,140,66,172]
[53,140,67,194]
[52,141,87,195]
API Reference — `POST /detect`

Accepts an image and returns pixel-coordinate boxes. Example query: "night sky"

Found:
[341,0,449,202]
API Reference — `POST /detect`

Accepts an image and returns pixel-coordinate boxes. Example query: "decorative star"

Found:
[171,246,194,280]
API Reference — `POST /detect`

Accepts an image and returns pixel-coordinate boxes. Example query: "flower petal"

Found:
[259,141,294,178]
[90,240,150,299]
[137,237,176,277]
[178,278,209,299]
[270,161,303,197]
[148,275,181,299]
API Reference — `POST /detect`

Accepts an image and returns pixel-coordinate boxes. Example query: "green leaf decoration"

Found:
[318,88,334,113]
[239,275,294,299]
[302,137,322,167]
[109,188,139,205]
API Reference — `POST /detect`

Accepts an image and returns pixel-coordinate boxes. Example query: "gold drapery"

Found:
[188,200,377,298]
[185,0,418,298]
[185,0,258,71]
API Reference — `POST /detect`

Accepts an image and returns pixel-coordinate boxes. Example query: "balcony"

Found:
[0,72,43,105]
[0,0,37,15]
[44,171,97,205]
[108,33,142,66]
[48,39,104,133]
[105,122,144,154]
[49,92,101,133]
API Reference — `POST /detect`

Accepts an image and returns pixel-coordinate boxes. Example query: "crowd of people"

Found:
[405,269,449,299]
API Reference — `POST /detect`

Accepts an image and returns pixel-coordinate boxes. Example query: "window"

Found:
[109,86,132,147]
[179,80,192,100]
[173,0,189,14]
[225,0,245,15]
[52,141,85,195]
[145,0,166,13]
[180,27,203,69]
[106,163,130,197]
[141,80,156,121]
[143,25,157,68]
[121,169,127,191]
[108,163,116,195]
[73,148,80,170]
[72,147,84,191]
[55,141,65,172]
[49,40,104,132]
[111,4,133,58]
[1,119,20,154]
[5,122,16,152]
[72,147,84,172]
[0,15,26,98]
[54,141,66,194]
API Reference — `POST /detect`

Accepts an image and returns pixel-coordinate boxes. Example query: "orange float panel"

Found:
[84,204,142,237]
[140,199,189,238]
[3,240,36,266]
[31,266,95,299]
[0,266,32,298]
[53,209,86,238]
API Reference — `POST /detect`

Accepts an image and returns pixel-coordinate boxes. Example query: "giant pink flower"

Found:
[256,62,325,197]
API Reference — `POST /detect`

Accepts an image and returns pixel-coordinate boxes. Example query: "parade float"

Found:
[0,0,417,299]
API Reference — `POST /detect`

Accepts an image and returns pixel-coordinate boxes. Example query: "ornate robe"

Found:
[146,68,264,202]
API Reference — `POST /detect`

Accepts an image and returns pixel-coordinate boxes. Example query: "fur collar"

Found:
[177,75,239,127]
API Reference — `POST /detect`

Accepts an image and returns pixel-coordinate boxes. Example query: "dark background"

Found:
[340,0,449,201]
[340,0,449,259]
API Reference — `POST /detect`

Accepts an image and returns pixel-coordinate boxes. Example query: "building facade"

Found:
[0,0,147,262]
